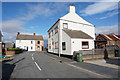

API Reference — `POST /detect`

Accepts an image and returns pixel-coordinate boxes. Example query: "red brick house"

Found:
[95,33,120,48]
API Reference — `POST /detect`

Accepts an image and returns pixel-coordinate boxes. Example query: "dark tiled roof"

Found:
[16,35,43,40]
[98,33,120,41]
[107,35,119,40]
[63,29,93,39]
[116,35,120,38]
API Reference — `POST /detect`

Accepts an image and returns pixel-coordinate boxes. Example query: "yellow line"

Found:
[44,53,111,78]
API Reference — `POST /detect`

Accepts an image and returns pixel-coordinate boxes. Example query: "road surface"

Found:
[2,51,119,79]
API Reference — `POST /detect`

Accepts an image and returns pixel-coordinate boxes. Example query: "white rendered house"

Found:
[48,5,95,56]
[16,32,44,51]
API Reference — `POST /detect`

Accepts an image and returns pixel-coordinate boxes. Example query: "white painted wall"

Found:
[71,38,94,55]
[48,21,59,53]
[16,40,35,51]
[62,30,71,55]
[60,20,95,40]
[48,5,95,55]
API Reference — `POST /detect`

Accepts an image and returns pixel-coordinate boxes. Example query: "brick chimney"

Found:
[33,32,35,36]
[110,33,115,35]
[69,5,75,13]
[17,32,20,35]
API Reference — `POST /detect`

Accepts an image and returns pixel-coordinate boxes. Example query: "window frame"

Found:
[55,42,58,49]
[37,41,40,44]
[31,41,33,44]
[49,32,50,38]
[52,30,53,36]
[31,46,33,50]
[63,23,68,29]
[37,46,40,49]
[55,26,58,34]
[82,41,89,49]
[62,42,66,50]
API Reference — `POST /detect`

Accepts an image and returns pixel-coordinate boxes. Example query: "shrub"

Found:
[7,48,22,51]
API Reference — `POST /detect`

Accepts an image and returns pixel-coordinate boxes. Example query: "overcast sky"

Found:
[2,1,119,42]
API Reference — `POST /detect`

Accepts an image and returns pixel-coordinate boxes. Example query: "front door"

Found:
[27,47,28,51]
[42,46,44,51]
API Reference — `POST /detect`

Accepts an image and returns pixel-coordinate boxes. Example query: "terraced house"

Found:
[16,32,44,51]
[48,5,95,56]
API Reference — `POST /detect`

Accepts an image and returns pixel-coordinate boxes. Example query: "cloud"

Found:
[20,32,33,35]
[19,3,68,21]
[43,35,48,40]
[80,1,118,16]
[2,3,68,42]
[2,19,25,33]
[95,25,118,35]
[99,10,118,19]
[2,19,25,42]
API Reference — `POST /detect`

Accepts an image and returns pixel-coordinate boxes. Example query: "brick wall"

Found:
[35,40,44,51]
[5,48,22,56]
[74,48,115,60]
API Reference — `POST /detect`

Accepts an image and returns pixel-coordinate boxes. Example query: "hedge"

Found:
[7,48,22,51]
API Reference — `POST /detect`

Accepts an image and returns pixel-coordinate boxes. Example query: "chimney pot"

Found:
[17,32,20,35]
[110,33,115,35]
[33,32,35,36]
[69,5,75,13]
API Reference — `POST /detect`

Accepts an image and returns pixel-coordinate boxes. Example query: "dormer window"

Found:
[63,23,68,29]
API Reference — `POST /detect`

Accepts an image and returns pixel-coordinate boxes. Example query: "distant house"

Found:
[4,42,15,48]
[16,32,44,51]
[95,33,120,48]
[48,5,95,56]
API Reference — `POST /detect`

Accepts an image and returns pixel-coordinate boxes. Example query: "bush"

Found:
[7,48,22,51]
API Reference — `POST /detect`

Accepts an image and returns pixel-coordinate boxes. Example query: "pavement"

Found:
[2,51,120,79]
[44,51,119,78]
[84,58,119,69]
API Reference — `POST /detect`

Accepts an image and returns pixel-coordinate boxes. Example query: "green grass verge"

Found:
[1,56,11,61]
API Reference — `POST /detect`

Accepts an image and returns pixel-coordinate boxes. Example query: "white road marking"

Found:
[34,62,42,71]
[31,53,41,71]
[32,57,34,60]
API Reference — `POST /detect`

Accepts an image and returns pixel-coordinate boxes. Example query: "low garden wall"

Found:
[5,48,23,56]
[73,48,118,61]
[82,53,114,60]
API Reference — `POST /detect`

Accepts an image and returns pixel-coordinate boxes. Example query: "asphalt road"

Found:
[2,51,119,79]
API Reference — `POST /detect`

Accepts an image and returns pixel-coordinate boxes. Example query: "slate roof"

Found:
[63,29,93,39]
[16,35,44,40]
